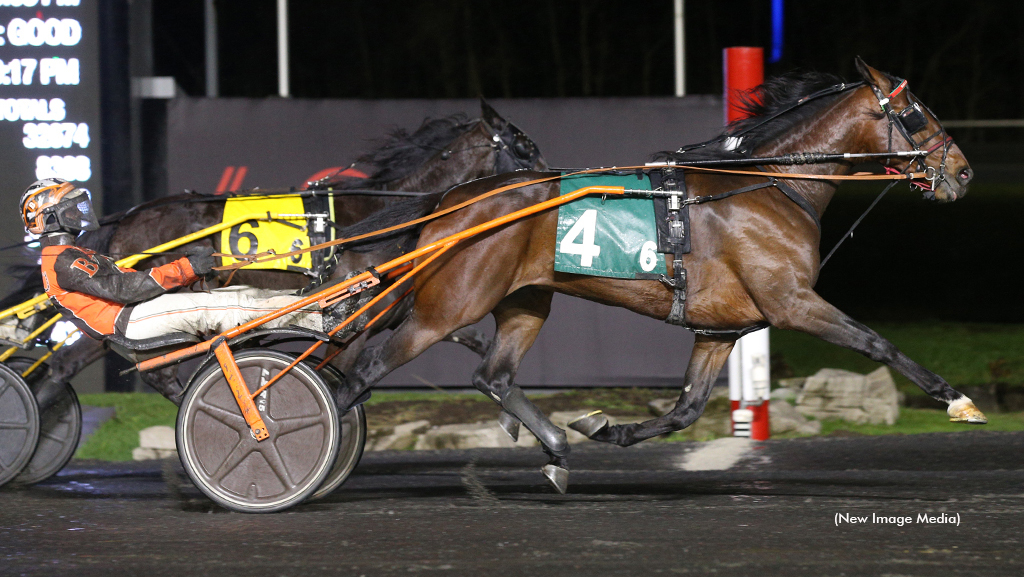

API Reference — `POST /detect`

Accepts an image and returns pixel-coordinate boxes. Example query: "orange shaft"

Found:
[135,184,623,374]
[248,242,456,400]
[214,340,269,441]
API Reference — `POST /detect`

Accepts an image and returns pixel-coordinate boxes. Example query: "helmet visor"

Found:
[53,190,99,232]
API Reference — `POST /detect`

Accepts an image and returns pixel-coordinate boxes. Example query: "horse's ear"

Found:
[480,98,507,130]
[854,56,894,92]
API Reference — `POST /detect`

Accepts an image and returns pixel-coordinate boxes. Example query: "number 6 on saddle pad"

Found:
[555,173,667,278]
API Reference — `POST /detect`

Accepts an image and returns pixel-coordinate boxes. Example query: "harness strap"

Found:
[685,174,822,232]
[683,181,775,205]
[214,165,927,270]
[660,168,689,327]
[770,178,823,232]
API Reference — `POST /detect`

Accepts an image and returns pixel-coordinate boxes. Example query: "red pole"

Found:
[723,47,764,124]
[724,46,771,441]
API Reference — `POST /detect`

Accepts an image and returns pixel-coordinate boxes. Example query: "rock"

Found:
[394,419,431,436]
[367,419,431,451]
[133,426,177,461]
[776,377,807,390]
[139,425,176,450]
[770,387,798,403]
[795,367,899,425]
[135,424,179,461]
[648,398,676,417]
[414,421,537,450]
[769,401,821,435]
[132,447,177,461]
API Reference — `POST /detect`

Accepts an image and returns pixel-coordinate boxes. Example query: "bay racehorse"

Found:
[6,101,546,404]
[331,59,983,493]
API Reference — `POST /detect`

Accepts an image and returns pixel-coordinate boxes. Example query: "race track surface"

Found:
[2,431,1023,576]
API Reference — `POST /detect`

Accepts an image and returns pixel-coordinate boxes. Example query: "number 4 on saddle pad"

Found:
[554,173,666,279]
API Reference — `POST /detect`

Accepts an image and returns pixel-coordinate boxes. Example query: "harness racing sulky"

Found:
[0,59,985,512]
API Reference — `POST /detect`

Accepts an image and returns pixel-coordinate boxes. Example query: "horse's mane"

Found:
[339,114,476,190]
[654,70,848,162]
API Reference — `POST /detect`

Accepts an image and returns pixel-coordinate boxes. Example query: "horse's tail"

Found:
[0,260,45,311]
[338,191,446,255]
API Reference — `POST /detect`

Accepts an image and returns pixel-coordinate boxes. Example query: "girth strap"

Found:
[662,169,820,336]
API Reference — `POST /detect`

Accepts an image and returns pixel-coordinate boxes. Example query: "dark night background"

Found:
[146,0,1024,323]
[153,1,1014,119]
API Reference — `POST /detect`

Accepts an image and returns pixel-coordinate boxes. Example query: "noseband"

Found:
[870,79,954,197]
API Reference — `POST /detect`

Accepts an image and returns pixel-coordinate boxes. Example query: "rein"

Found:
[211,163,927,271]
[816,78,957,268]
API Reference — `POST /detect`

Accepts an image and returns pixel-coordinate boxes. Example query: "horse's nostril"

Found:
[957,168,973,184]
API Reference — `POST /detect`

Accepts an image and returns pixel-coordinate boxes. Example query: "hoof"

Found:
[498,410,521,442]
[948,397,988,424]
[568,410,609,439]
[541,464,569,494]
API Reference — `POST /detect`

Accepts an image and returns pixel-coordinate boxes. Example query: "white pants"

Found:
[122,286,323,340]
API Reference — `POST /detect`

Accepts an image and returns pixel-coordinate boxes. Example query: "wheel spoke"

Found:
[209,438,253,482]
[40,430,66,442]
[270,415,324,436]
[196,401,248,432]
[260,442,296,488]
[0,421,30,430]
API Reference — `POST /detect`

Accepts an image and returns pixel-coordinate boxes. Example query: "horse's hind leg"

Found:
[467,287,572,492]
[570,335,735,446]
[443,326,492,358]
[33,337,107,412]
[765,289,986,423]
[139,365,187,405]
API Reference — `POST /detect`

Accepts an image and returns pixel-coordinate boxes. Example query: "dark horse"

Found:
[7,101,546,403]
[332,59,982,492]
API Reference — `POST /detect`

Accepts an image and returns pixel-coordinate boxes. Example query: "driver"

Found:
[21,178,340,404]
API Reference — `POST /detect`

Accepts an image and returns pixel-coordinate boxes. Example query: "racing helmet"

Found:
[20,178,99,235]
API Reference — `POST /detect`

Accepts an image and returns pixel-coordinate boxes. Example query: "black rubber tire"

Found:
[7,358,82,486]
[0,363,40,488]
[307,364,367,501]
[176,349,340,513]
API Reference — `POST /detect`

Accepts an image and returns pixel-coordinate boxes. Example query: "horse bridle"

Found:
[672,77,954,197]
[435,118,541,172]
[869,78,954,197]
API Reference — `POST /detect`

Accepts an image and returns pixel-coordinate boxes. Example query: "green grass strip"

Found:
[818,407,1024,436]
[77,393,177,461]
[771,322,1024,394]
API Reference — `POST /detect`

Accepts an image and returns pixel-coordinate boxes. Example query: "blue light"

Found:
[770,0,784,63]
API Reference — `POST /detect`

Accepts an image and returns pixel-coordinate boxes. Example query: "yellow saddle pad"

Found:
[219,195,313,272]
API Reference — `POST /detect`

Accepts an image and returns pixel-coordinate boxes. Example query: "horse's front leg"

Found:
[570,335,736,446]
[764,288,986,423]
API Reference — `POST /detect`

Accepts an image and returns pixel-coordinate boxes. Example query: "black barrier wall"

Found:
[164,96,723,387]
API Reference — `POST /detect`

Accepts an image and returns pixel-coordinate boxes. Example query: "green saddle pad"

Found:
[554,173,666,279]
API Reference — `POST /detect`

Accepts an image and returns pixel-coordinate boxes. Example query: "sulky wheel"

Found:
[0,363,40,489]
[7,357,82,486]
[307,363,367,501]
[176,349,340,513]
